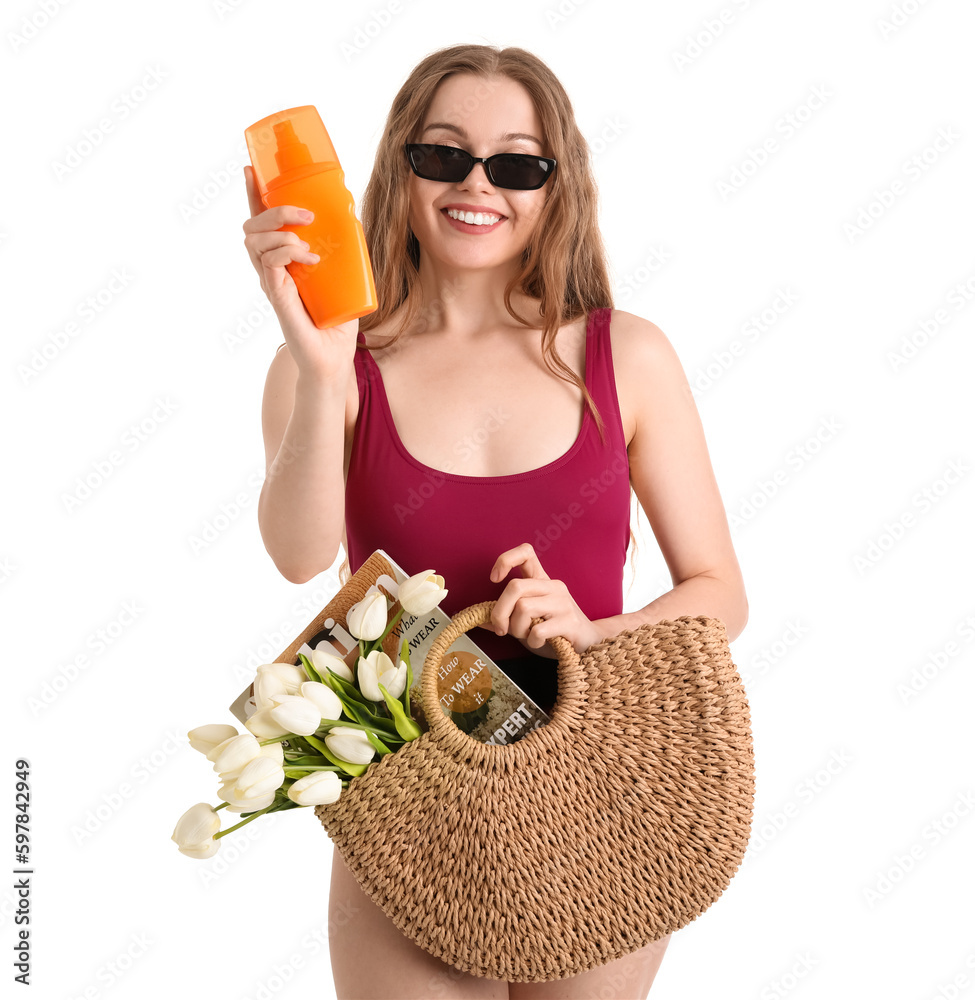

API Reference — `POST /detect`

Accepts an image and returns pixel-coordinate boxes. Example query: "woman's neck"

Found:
[411,254,538,339]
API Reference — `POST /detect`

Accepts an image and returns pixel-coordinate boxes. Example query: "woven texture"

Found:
[312,561,755,983]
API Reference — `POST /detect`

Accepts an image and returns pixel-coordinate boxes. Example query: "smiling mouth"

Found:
[441,207,506,227]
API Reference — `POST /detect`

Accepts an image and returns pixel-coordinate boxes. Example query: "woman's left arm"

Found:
[598,310,748,642]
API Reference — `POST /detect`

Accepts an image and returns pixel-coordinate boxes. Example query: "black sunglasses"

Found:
[404,143,557,191]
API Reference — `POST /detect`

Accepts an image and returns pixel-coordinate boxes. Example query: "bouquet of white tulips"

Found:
[171,570,448,859]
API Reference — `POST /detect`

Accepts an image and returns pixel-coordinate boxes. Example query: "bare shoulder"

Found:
[606,308,682,366]
[606,309,690,446]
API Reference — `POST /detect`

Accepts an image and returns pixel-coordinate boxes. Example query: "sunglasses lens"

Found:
[489,154,552,190]
[409,145,470,181]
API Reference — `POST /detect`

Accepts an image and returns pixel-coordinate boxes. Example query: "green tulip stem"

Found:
[214,803,275,839]
[376,605,405,646]
[214,801,230,812]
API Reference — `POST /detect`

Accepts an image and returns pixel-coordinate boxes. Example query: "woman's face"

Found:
[406,73,551,274]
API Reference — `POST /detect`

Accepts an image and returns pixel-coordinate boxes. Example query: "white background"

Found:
[5,0,975,997]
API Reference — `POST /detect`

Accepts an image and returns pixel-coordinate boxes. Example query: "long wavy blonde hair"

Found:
[322,43,640,588]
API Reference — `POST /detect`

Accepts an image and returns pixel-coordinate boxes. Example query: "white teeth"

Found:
[446,208,501,226]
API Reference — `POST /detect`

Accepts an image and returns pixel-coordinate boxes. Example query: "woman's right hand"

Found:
[242,165,359,384]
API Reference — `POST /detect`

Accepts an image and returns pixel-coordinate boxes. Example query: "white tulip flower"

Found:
[244,706,292,740]
[357,649,407,702]
[258,741,284,766]
[255,661,308,695]
[176,839,220,859]
[187,724,239,755]
[287,771,343,806]
[217,780,276,814]
[309,644,354,684]
[171,802,221,858]
[254,670,290,710]
[232,755,285,800]
[300,681,343,721]
[324,726,376,765]
[269,695,322,737]
[397,570,448,616]
[346,588,388,641]
[209,733,261,780]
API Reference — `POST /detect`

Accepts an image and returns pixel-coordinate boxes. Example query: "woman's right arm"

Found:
[257,351,352,583]
[242,165,359,583]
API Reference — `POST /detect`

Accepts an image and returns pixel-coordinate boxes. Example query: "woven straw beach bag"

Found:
[311,565,756,983]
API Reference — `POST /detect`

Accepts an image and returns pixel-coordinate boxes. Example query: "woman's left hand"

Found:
[477,543,606,656]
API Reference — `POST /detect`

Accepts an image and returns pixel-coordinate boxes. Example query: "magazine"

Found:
[229,548,552,745]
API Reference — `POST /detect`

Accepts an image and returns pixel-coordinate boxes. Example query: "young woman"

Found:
[244,43,747,1000]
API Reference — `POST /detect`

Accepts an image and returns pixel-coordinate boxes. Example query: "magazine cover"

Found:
[230,548,551,745]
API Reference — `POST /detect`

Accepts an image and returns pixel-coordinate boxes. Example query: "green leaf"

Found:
[324,668,372,707]
[379,681,423,741]
[297,652,324,684]
[282,755,331,768]
[363,729,393,756]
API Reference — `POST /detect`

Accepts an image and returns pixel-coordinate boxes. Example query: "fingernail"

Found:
[299,209,313,222]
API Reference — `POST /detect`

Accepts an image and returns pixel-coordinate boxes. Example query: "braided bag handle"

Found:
[419,601,584,756]
[315,599,755,982]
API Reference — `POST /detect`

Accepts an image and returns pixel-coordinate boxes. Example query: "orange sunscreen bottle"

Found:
[244,106,377,329]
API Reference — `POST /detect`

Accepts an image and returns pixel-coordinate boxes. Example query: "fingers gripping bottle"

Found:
[245,106,378,329]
